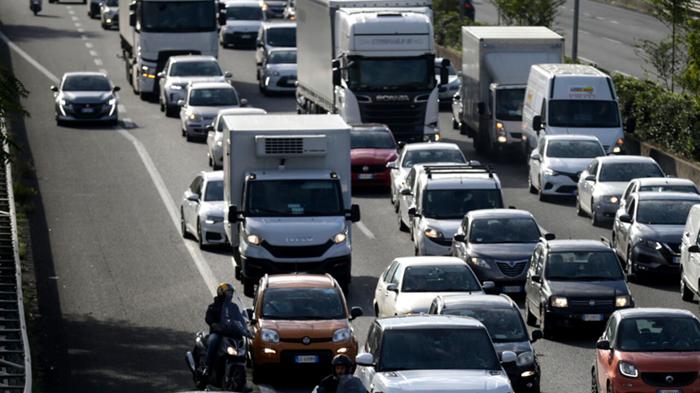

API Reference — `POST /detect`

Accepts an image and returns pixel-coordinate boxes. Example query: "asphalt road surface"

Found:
[0,1,695,392]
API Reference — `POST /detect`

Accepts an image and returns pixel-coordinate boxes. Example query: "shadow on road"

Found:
[0,23,98,42]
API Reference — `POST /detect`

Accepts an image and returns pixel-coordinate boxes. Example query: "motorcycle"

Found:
[186,331,248,391]
[30,0,42,15]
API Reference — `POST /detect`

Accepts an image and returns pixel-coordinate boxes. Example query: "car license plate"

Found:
[502,285,522,293]
[359,174,374,180]
[582,314,604,322]
[657,390,682,393]
[295,355,319,364]
[241,34,251,38]
[673,256,680,264]
[81,107,95,113]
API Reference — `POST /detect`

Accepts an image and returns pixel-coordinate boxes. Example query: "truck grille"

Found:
[261,240,334,258]
[496,260,528,277]
[264,137,304,155]
[358,101,426,142]
[642,372,697,387]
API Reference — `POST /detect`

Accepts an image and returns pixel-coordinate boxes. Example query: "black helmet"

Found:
[332,354,353,368]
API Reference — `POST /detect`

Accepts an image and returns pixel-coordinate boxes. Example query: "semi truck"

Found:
[222,114,360,297]
[295,0,449,143]
[119,0,225,100]
[451,26,563,157]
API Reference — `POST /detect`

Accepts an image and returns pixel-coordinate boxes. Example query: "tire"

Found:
[159,97,165,112]
[398,213,408,232]
[537,177,548,202]
[681,276,695,302]
[232,365,246,391]
[591,366,599,393]
[166,105,178,118]
[625,248,637,282]
[33,9,38,15]
[180,209,188,238]
[607,382,614,393]
[252,364,266,384]
[528,173,537,194]
[459,122,468,135]
[591,200,601,226]
[452,117,459,130]
[374,304,379,317]
[576,196,586,217]
[197,222,206,250]
[525,301,537,326]
[540,308,554,339]
[186,132,193,142]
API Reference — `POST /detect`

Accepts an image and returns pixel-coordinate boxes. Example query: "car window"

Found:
[428,299,439,314]
[530,246,543,276]
[442,307,529,342]
[617,316,700,352]
[383,261,398,282]
[351,129,396,149]
[422,189,503,219]
[366,323,381,358]
[599,162,664,182]
[267,50,297,64]
[170,61,222,77]
[389,265,403,285]
[546,140,604,158]
[621,183,634,204]
[604,315,616,341]
[190,176,202,194]
[217,118,225,132]
[401,149,466,168]
[266,27,296,47]
[636,199,697,225]
[587,160,598,176]
[405,169,416,189]
[638,184,698,193]
[226,6,263,20]
[189,88,239,106]
[626,199,636,216]
[545,251,624,281]
[203,180,223,202]
[461,216,469,233]
[469,217,541,244]
[401,265,481,292]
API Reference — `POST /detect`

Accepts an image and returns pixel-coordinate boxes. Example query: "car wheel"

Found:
[452,117,459,130]
[180,208,188,238]
[525,301,537,326]
[540,308,554,339]
[208,155,213,167]
[591,200,601,226]
[606,381,614,393]
[197,222,205,250]
[528,173,537,194]
[398,213,408,232]
[414,245,420,256]
[626,248,637,282]
[374,304,379,317]
[459,122,468,135]
[537,177,548,202]
[681,276,695,302]
[591,366,599,393]
[576,195,586,217]
[159,97,165,112]
[186,132,193,142]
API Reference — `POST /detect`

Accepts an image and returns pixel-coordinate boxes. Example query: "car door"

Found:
[357,323,380,389]
[207,115,220,157]
[531,138,545,188]
[595,315,617,388]
[618,199,636,260]
[375,261,398,316]
[384,265,403,316]
[398,169,417,226]
[185,176,203,233]
[580,160,598,212]
[525,246,544,314]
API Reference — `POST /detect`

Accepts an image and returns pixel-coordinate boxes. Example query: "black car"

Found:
[524,239,633,338]
[429,294,542,393]
[51,72,120,126]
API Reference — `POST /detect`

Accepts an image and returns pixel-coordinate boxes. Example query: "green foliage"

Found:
[433,0,481,50]
[0,66,29,163]
[634,37,686,90]
[645,0,692,28]
[681,19,700,94]
[491,0,565,27]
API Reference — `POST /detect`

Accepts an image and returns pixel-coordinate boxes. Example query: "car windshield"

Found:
[545,251,624,281]
[469,217,540,244]
[246,180,343,217]
[423,189,503,220]
[62,75,112,91]
[204,180,223,202]
[170,61,222,77]
[636,200,697,225]
[266,27,296,47]
[227,6,263,20]
[495,88,525,121]
[379,328,500,371]
[261,288,345,320]
[351,129,396,149]
[444,308,528,343]
[401,149,465,168]
[346,56,435,91]
[268,51,297,64]
[140,1,216,33]
[401,265,481,292]
[617,317,700,352]
[639,185,698,193]
[548,100,620,128]
[546,140,604,158]
[189,88,238,106]
[598,162,663,182]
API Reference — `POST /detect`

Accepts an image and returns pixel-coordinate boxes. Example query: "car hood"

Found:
[545,157,596,173]
[546,279,629,297]
[546,127,621,149]
[265,63,297,75]
[619,351,700,371]
[634,224,685,243]
[421,218,461,238]
[199,201,225,216]
[259,318,348,338]
[225,20,262,30]
[190,105,239,117]
[62,91,113,103]
[167,76,226,85]
[245,216,346,246]
[493,340,532,356]
[373,369,511,392]
[351,148,398,165]
[396,291,482,314]
[593,182,628,197]
[470,243,537,261]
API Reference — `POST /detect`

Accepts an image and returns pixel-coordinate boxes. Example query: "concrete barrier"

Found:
[624,133,700,185]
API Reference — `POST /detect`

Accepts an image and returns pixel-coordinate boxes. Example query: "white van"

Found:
[681,204,700,302]
[521,64,624,155]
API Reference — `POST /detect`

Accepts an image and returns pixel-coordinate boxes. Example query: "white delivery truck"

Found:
[521,64,625,155]
[119,0,225,100]
[222,114,360,297]
[295,0,449,143]
[453,26,563,157]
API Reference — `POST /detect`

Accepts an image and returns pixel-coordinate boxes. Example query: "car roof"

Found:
[614,307,699,320]
[546,239,612,252]
[349,123,390,130]
[544,134,601,142]
[189,82,235,89]
[634,177,696,187]
[467,208,534,220]
[226,1,262,7]
[403,142,462,152]
[421,174,498,190]
[635,191,700,201]
[376,315,486,330]
[266,274,336,289]
[169,55,218,63]
[597,155,658,164]
[200,170,224,181]
[439,294,516,309]
[262,21,296,28]
[217,108,267,117]
[63,71,108,78]
[393,256,467,267]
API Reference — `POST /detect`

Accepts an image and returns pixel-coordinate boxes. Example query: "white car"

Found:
[179,82,246,142]
[219,1,265,48]
[157,55,232,117]
[206,107,267,170]
[373,257,489,317]
[258,48,297,95]
[528,135,605,200]
[180,171,227,249]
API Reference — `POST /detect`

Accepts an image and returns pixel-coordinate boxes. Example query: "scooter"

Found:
[186,331,249,391]
[30,0,42,15]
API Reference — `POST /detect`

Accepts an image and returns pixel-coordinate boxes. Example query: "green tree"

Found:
[491,0,565,27]
[681,19,700,94]
[0,66,29,163]
[634,37,686,90]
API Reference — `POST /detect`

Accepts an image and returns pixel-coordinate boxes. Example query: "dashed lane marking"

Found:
[77,28,85,33]
[85,42,93,48]
[80,34,88,40]
[610,19,619,24]
[602,37,623,45]
[118,104,126,113]
[89,50,98,57]
[74,22,82,27]
[71,16,79,21]
[94,58,103,66]
[356,221,376,240]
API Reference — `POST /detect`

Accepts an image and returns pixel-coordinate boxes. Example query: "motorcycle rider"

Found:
[317,354,364,393]
[29,0,42,15]
[203,283,250,379]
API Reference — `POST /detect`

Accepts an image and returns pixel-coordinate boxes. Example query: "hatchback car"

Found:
[452,209,545,295]
[350,124,398,189]
[179,82,245,141]
[206,107,267,170]
[158,56,232,117]
[577,156,665,225]
[613,192,700,278]
[51,72,120,126]
[99,0,119,29]
[180,171,226,249]
[429,294,543,393]
[258,48,297,95]
[249,274,362,381]
[524,239,633,338]
[373,256,488,317]
[219,1,265,48]
[528,135,605,200]
[592,308,700,393]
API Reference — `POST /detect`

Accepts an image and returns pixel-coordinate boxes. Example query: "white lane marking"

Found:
[66,5,72,9]
[99,68,108,74]
[94,58,103,66]
[71,16,79,21]
[118,104,126,113]
[610,19,619,24]
[80,34,88,40]
[89,50,98,57]
[74,22,82,27]
[68,9,75,14]
[595,16,605,20]
[77,28,85,33]
[85,42,93,48]
[355,221,376,240]
[602,37,623,45]
[2,31,218,297]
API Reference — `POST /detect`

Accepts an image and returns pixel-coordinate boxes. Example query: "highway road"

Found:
[0,1,696,392]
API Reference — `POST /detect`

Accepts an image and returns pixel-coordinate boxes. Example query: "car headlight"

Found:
[60,99,70,106]
[332,230,347,244]
[205,215,224,224]
[226,346,238,356]
[469,257,492,269]
[246,233,263,245]
[424,228,443,239]
[188,113,200,121]
[332,328,351,343]
[615,295,631,308]
[618,361,638,378]
[261,328,279,343]
[261,2,268,11]
[639,239,662,250]
[550,296,568,308]
[609,196,619,204]
[516,351,535,366]
[108,98,116,106]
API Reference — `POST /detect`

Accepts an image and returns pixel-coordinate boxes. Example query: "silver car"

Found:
[99,0,118,29]
[206,107,267,169]
[258,48,296,94]
[51,72,120,126]
[157,55,232,117]
[179,82,246,141]
[181,171,227,249]
[219,1,265,48]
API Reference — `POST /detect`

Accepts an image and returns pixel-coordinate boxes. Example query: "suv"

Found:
[406,164,503,256]
[249,274,362,381]
[356,315,515,393]
[524,239,634,338]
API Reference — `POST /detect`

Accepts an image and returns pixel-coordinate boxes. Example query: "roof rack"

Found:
[421,164,494,179]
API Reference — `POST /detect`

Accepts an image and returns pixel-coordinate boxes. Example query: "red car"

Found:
[350,124,398,188]
[592,308,700,393]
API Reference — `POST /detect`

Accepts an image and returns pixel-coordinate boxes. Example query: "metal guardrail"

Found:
[0,116,31,393]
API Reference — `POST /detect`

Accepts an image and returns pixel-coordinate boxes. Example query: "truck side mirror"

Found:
[477,102,486,115]
[228,204,241,223]
[533,115,543,132]
[348,204,361,222]
[218,11,228,26]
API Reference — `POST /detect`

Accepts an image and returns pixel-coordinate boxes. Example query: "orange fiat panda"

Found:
[249,274,363,380]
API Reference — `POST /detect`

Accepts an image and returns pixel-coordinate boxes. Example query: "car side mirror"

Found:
[399,188,412,196]
[386,161,398,170]
[245,307,254,321]
[224,71,233,78]
[530,151,541,162]
[531,274,541,283]
[482,281,496,291]
[228,204,242,222]
[585,175,596,182]
[531,329,543,343]
[218,11,228,26]
[386,283,399,293]
[407,207,418,217]
[350,306,363,320]
[595,339,611,350]
[156,72,165,78]
[453,233,466,243]
[355,353,374,367]
[500,351,517,364]
[544,233,556,241]
[346,204,361,223]
[177,99,185,107]
[533,115,543,132]
[689,244,700,253]
[187,193,200,202]
[240,98,248,107]
[112,86,121,92]
[619,214,632,223]
[206,125,214,132]
[50,85,58,92]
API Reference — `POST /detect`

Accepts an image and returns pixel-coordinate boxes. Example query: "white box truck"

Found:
[452,26,563,158]
[295,0,449,143]
[119,0,225,100]
[521,64,625,155]
[222,114,360,297]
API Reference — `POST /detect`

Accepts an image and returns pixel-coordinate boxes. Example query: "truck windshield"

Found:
[227,6,263,20]
[140,1,216,33]
[246,180,344,217]
[495,88,525,121]
[422,189,503,219]
[346,56,435,91]
[548,100,620,128]
[266,27,296,47]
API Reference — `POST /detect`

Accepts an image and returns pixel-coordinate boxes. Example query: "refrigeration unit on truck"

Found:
[222,114,361,297]
[295,0,451,143]
[119,0,226,100]
[453,26,563,158]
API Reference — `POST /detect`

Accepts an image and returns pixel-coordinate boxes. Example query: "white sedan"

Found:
[373,257,491,317]
[207,107,267,170]
[180,171,226,249]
